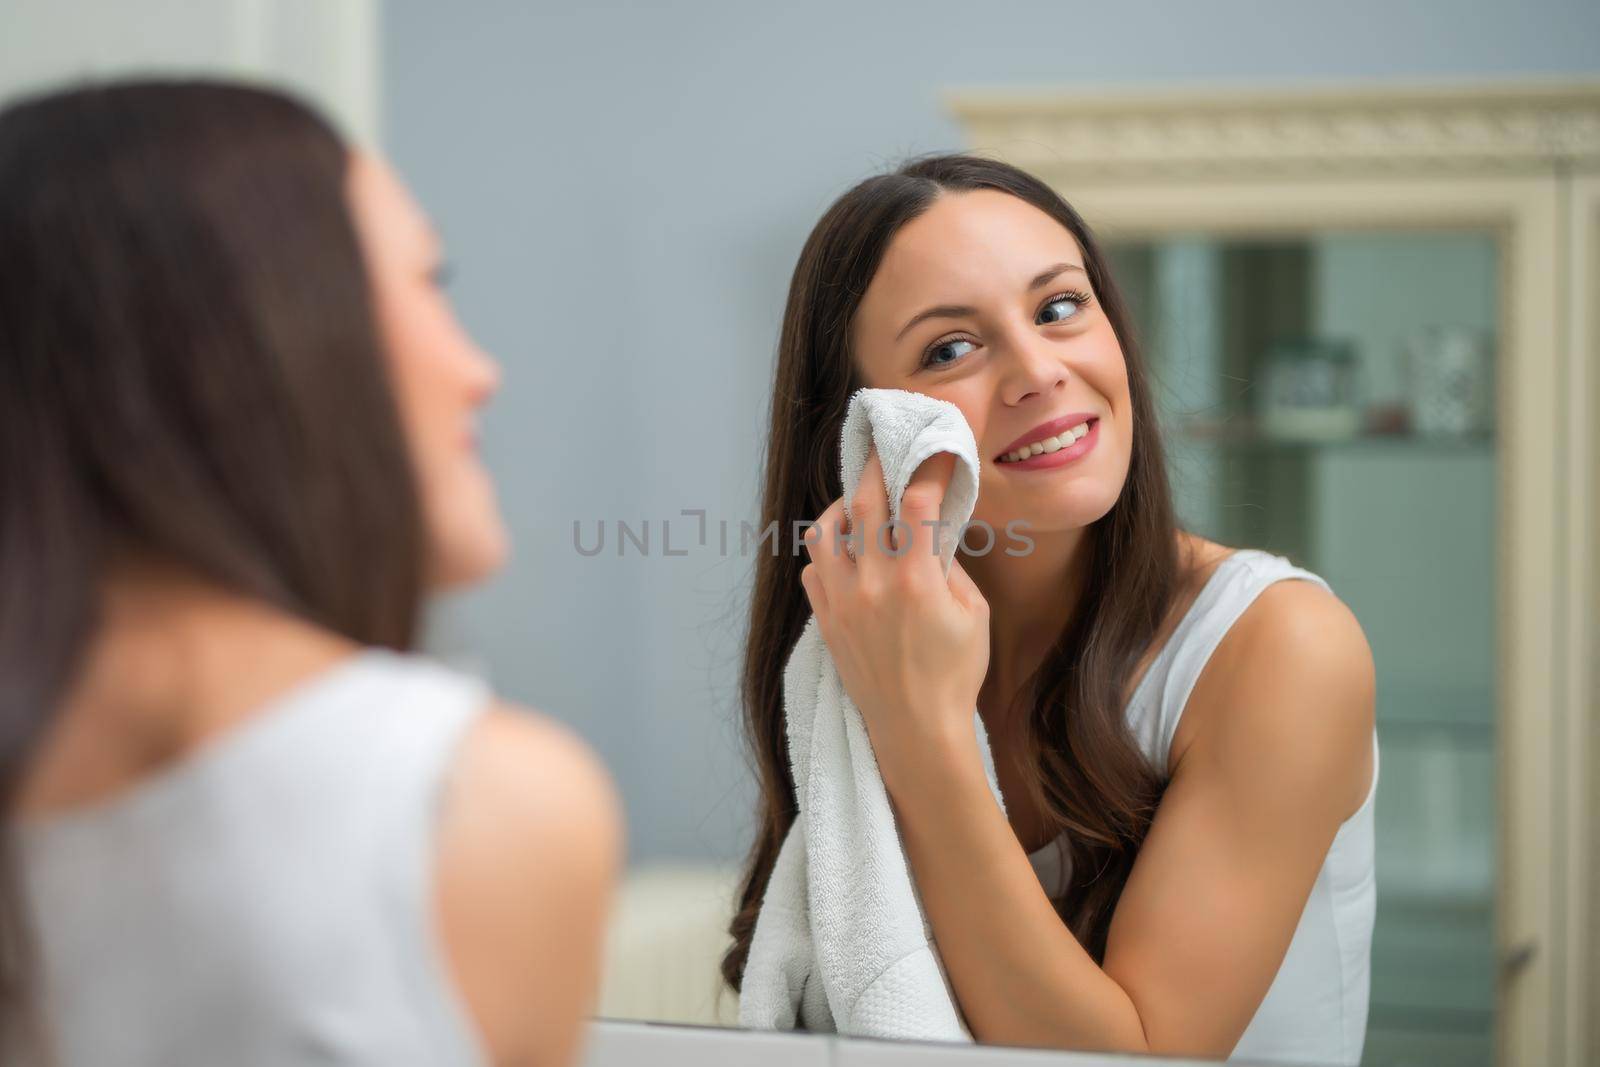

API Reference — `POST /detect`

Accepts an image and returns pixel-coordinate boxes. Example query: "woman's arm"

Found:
[802,455,1376,1056]
[891,582,1375,1056]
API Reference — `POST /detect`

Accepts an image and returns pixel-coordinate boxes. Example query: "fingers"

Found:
[895,453,955,573]
[805,497,845,567]
[848,450,889,567]
[803,497,855,607]
[808,448,962,606]
[800,561,829,623]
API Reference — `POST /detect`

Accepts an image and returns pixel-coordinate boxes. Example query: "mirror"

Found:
[385,20,1595,1062]
[380,10,1594,1061]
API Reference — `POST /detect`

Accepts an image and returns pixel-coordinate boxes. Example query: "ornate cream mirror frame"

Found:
[949,81,1600,1067]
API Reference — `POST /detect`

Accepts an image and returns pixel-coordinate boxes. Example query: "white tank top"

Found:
[1026,548,1379,1066]
[16,649,493,1067]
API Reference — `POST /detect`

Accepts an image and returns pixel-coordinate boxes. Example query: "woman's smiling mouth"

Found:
[995,414,1099,469]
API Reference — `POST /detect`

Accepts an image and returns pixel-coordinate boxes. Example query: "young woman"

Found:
[0,81,620,1066]
[724,155,1378,1066]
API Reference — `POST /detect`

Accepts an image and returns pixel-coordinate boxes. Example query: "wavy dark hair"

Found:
[722,154,1182,992]
[0,80,427,1053]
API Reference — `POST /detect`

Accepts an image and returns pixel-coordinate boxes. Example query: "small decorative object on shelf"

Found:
[1258,338,1363,443]
[1406,327,1495,439]
[1363,401,1413,438]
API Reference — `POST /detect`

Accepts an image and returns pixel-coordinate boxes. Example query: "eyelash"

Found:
[918,289,1094,369]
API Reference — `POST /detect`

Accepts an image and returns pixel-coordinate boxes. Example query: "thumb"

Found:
[947,557,990,616]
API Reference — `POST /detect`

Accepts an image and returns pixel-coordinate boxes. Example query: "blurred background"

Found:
[4,3,1596,1065]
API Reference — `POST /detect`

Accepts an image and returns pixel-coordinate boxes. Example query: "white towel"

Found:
[738,387,1006,1041]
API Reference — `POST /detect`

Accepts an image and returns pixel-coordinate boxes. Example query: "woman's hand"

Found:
[799,450,991,789]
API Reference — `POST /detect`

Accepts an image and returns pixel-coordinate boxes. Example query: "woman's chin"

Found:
[428,508,511,591]
[980,489,1117,541]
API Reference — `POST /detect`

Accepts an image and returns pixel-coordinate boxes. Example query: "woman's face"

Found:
[346,152,508,589]
[850,189,1133,542]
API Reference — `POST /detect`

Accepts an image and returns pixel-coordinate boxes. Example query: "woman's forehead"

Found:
[862,192,1086,319]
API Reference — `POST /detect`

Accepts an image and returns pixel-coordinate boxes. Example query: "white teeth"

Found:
[999,421,1094,463]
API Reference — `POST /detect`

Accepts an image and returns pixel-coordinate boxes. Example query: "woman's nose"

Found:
[465,345,501,405]
[998,331,1067,406]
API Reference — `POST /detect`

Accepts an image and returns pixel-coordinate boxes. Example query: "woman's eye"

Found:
[924,337,976,368]
[1037,293,1085,324]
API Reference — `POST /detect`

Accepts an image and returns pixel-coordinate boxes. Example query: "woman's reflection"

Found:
[725,155,1378,1066]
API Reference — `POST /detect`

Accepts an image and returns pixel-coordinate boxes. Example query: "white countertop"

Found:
[578,1019,1292,1067]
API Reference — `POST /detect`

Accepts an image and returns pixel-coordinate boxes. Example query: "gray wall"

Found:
[382,0,1600,863]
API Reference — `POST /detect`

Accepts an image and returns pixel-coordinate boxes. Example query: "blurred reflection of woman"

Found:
[725,155,1377,1066]
[0,81,620,1067]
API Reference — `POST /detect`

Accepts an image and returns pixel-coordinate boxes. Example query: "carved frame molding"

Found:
[947,81,1600,180]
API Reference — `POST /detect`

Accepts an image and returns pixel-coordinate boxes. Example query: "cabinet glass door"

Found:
[1105,231,1500,1066]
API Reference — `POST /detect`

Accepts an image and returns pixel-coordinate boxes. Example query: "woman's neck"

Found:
[961,525,1090,728]
[15,564,355,816]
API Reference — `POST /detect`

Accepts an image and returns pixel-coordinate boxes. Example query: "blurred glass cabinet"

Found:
[1107,232,1500,1063]
[955,83,1600,1066]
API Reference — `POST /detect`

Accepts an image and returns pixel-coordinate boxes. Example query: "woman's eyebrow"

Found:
[1030,262,1087,289]
[895,303,976,342]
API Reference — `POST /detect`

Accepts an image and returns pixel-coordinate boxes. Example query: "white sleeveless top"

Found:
[16,649,493,1067]
[1026,549,1379,1066]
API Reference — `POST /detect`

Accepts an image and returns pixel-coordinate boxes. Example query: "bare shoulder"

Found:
[441,699,624,908]
[436,701,624,1066]
[448,702,623,842]
[1187,577,1376,821]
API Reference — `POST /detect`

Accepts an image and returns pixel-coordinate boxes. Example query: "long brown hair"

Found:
[722,154,1180,990]
[0,80,427,1051]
